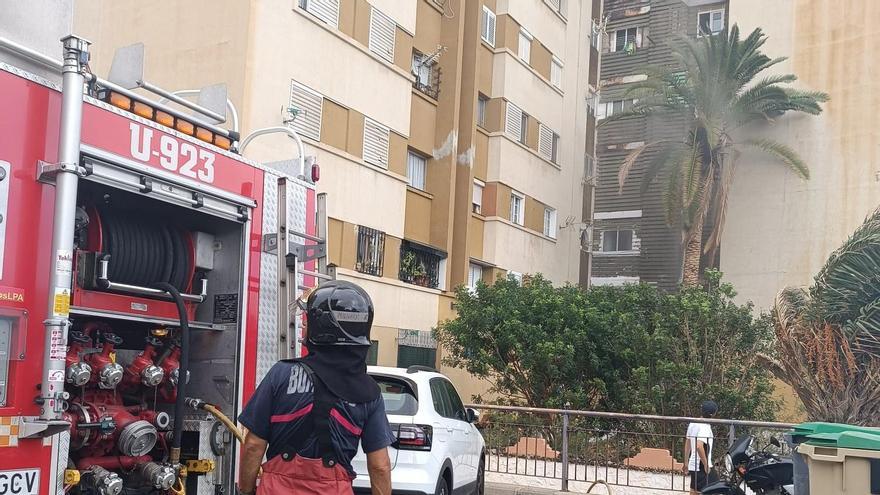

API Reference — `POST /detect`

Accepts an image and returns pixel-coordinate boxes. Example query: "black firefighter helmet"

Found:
[305,280,374,346]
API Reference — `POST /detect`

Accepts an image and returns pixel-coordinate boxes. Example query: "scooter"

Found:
[702,435,794,495]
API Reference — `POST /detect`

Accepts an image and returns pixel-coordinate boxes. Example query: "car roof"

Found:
[368,365,447,383]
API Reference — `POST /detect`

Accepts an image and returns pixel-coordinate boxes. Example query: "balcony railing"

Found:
[355,226,385,277]
[412,50,441,100]
[399,241,443,289]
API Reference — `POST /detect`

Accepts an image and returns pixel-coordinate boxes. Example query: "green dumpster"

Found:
[797,423,880,495]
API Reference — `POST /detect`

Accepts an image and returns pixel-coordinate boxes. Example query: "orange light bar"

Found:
[155,111,175,127]
[195,127,213,143]
[175,120,195,136]
[213,134,232,150]
[132,101,154,119]
[108,92,132,110]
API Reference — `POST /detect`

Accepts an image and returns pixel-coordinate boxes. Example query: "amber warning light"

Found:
[99,90,235,151]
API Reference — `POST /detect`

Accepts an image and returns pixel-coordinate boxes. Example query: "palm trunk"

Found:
[682,222,704,287]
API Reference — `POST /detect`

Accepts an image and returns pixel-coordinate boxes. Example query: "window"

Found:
[289,81,323,141]
[551,56,563,89]
[602,229,634,252]
[368,7,396,63]
[508,271,524,284]
[477,94,489,128]
[510,192,525,225]
[698,9,725,36]
[467,262,483,292]
[399,241,444,289]
[591,19,602,48]
[587,89,599,117]
[551,133,560,163]
[584,154,595,180]
[356,225,385,276]
[363,118,390,168]
[544,208,557,238]
[472,180,484,214]
[538,124,558,163]
[298,0,340,28]
[597,98,636,119]
[407,151,427,190]
[374,375,418,415]
[367,340,379,366]
[518,28,532,63]
[430,378,466,421]
[612,27,642,53]
[399,345,437,369]
[520,111,529,144]
[412,50,439,99]
[397,329,437,368]
[481,6,496,46]
[505,101,523,140]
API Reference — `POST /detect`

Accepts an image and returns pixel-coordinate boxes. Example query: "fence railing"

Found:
[467,403,795,493]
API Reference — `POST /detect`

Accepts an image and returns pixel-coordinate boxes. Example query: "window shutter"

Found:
[636,27,643,48]
[481,6,496,47]
[538,124,554,160]
[551,57,563,88]
[472,181,484,213]
[369,7,396,63]
[301,0,339,28]
[289,81,323,140]
[505,102,523,140]
[518,29,532,63]
[363,118,390,168]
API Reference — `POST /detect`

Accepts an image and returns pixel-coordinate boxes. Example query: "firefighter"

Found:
[237,280,394,495]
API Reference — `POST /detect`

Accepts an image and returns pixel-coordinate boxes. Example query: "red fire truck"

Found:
[0,35,327,494]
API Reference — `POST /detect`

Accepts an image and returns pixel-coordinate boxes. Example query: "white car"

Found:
[352,365,486,495]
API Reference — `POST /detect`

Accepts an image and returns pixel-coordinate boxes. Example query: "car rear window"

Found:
[372,375,419,416]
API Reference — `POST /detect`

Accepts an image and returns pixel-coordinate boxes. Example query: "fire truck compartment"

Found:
[72,168,248,330]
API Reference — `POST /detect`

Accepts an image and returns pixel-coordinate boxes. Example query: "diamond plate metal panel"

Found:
[55,430,70,494]
[183,416,225,495]
[257,171,280,384]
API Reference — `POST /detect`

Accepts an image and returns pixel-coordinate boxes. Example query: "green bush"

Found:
[436,270,777,422]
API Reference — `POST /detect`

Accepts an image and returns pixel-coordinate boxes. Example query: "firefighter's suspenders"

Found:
[278,361,340,468]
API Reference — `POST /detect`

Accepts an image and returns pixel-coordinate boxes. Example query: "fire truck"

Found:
[0,35,328,494]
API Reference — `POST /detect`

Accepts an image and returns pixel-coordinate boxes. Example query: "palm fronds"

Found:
[769,211,880,423]
[610,24,827,285]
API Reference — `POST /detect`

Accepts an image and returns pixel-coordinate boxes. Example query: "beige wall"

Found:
[497,0,567,57]
[404,189,433,244]
[493,54,564,130]
[245,0,412,139]
[722,0,880,310]
[724,0,880,422]
[74,0,252,113]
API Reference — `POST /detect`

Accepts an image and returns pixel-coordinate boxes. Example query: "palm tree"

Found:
[759,208,880,424]
[609,25,828,286]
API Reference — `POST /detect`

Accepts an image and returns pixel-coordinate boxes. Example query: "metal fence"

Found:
[468,404,794,493]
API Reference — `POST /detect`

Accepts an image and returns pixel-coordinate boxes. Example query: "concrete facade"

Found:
[73,0,598,401]
[723,0,880,310]
[722,0,880,422]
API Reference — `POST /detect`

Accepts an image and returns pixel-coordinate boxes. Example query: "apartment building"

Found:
[75,0,598,399]
[591,0,727,290]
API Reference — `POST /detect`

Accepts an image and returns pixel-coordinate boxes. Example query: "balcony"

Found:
[399,241,445,289]
[412,49,441,100]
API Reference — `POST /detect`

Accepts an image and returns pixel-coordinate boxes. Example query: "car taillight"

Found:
[391,423,432,451]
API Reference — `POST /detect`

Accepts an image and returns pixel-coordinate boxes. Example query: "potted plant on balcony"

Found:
[400,251,429,287]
